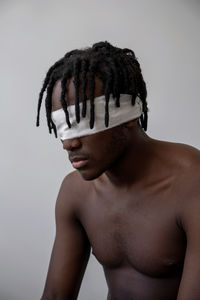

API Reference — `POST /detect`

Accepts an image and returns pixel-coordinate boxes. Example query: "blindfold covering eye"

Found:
[51,94,143,140]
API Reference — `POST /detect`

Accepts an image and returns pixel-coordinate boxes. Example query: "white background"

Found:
[0,1,199,299]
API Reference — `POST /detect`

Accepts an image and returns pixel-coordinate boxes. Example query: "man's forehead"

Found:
[51,76,104,111]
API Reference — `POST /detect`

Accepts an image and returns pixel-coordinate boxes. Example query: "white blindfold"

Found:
[51,94,143,140]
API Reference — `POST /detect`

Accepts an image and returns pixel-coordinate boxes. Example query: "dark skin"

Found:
[41,77,200,300]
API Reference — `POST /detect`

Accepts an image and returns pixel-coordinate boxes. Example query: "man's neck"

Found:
[104,126,155,188]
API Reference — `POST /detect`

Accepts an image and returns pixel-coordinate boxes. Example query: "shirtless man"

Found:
[36,41,200,300]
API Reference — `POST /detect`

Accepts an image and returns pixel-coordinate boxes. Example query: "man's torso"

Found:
[70,140,199,299]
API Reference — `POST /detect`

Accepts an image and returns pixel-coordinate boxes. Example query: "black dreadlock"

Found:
[36,41,148,137]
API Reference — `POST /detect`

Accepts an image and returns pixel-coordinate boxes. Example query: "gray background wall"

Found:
[0,1,199,299]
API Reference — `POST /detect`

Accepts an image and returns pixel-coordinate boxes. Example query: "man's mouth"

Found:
[69,155,89,169]
[72,160,88,169]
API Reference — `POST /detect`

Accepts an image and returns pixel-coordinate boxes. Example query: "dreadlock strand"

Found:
[51,120,58,138]
[81,59,89,118]
[36,58,65,127]
[105,90,110,127]
[113,55,128,95]
[45,75,58,134]
[107,58,120,107]
[104,73,113,127]
[73,59,81,123]
[61,71,72,128]
[123,55,137,105]
[123,53,148,130]
[143,111,148,131]
[110,57,124,107]
[99,64,113,127]
[89,65,96,129]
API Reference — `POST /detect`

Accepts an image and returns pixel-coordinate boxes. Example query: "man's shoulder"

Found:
[155,139,200,171]
[62,170,81,184]
[169,141,200,173]
[168,143,200,234]
[158,141,200,227]
[161,140,200,198]
[61,170,93,201]
[56,171,94,221]
[153,139,200,191]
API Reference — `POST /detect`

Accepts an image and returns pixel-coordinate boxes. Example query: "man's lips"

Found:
[69,155,89,169]
[72,160,88,169]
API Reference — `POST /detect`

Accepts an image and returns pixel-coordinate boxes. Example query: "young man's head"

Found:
[36,41,148,180]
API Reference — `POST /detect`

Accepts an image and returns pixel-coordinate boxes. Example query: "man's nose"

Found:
[61,137,82,151]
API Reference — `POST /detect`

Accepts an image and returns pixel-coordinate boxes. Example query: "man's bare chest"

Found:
[78,185,186,278]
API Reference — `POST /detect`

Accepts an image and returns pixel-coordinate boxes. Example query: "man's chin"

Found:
[78,169,103,181]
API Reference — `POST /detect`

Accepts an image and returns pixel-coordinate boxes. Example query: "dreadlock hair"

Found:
[36,41,148,138]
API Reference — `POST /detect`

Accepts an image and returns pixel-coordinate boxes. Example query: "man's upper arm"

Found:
[177,171,200,300]
[41,173,91,300]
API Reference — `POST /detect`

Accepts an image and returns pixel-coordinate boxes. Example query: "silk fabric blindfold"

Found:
[51,94,143,140]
